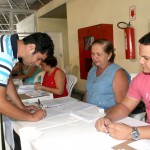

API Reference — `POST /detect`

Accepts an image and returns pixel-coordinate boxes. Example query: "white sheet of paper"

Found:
[70,105,105,122]
[54,101,95,113]
[19,84,35,90]
[118,117,149,126]
[13,113,80,132]
[25,90,50,97]
[41,96,78,108]
[128,140,150,150]
[18,85,35,94]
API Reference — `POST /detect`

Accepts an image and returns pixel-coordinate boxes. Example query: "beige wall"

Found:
[37,18,69,67]
[66,0,150,91]
[37,0,150,92]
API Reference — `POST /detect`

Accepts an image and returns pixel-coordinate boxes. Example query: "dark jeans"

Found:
[13,130,21,150]
[1,115,21,150]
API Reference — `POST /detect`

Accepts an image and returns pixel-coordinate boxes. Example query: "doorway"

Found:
[47,32,64,69]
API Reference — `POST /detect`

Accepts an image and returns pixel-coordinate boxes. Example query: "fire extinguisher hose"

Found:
[117,22,131,29]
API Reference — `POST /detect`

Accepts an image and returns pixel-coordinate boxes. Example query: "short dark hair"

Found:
[139,32,150,45]
[91,39,115,63]
[23,32,54,56]
[43,56,57,67]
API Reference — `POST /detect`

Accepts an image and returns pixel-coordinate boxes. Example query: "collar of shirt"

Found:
[11,34,19,59]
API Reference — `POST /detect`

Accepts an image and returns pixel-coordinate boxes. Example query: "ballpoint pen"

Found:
[38,99,44,110]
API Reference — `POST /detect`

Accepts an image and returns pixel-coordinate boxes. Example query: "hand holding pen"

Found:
[38,99,44,109]
[38,99,47,118]
[95,117,111,133]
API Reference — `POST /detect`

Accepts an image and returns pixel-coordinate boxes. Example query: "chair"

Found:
[34,71,45,83]
[63,64,72,74]
[66,74,77,96]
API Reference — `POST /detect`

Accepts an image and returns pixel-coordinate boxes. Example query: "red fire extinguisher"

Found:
[117,22,135,59]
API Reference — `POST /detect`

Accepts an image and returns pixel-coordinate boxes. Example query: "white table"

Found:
[11,97,150,150]
[4,92,53,150]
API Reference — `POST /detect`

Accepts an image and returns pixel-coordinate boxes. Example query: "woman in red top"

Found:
[34,56,68,98]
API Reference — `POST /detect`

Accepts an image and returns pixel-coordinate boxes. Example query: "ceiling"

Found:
[0,0,67,34]
[41,4,66,18]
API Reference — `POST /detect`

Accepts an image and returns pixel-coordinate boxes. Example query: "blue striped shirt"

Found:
[0,34,18,87]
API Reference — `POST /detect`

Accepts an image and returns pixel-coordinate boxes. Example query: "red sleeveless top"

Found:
[42,67,68,98]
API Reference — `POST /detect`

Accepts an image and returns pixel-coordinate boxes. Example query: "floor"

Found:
[71,89,84,101]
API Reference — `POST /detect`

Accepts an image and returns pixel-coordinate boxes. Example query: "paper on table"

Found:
[118,117,149,127]
[18,84,35,90]
[56,101,97,113]
[18,84,35,94]
[70,106,105,122]
[41,96,78,108]
[14,113,80,132]
[25,90,50,97]
[128,139,150,150]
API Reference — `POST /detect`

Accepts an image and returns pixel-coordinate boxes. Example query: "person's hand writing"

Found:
[95,117,111,133]
[23,105,38,113]
[107,123,132,140]
[31,109,47,121]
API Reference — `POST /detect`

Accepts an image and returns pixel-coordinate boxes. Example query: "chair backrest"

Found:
[63,64,71,74]
[66,74,77,96]
[34,71,45,83]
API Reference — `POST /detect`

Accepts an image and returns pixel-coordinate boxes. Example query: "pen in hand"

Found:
[38,99,44,110]
[38,99,47,119]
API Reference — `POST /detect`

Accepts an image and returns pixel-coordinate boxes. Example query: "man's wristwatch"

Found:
[131,127,140,140]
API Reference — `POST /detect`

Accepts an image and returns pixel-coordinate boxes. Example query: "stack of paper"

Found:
[70,106,105,122]
[40,96,78,108]
[17,85,35,94]
[25,90,50,97]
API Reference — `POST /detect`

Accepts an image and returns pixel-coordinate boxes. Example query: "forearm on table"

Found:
[105,103,130,122]
[42,86,64,95]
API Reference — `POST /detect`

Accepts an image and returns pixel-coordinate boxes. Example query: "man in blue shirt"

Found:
[0,32,54,121]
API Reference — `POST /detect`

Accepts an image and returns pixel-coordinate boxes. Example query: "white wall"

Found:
[37,18,69,68]
[66,0,150,91]
[16,14,36,35]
